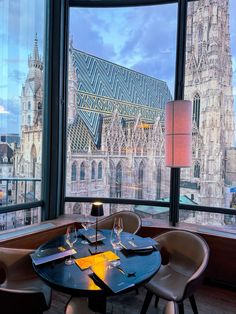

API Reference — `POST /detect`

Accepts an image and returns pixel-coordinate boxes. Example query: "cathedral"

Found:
[15,0,236,225]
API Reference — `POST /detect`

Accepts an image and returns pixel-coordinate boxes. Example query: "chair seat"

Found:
[2,277,51,307]
[146,264,189,301]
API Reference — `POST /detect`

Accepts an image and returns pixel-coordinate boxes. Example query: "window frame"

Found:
[63,0,236,226]
[1,0,236,228]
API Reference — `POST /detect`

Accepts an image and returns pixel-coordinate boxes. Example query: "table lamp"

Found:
[90,201,104,254]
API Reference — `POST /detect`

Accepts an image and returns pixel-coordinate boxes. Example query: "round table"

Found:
[33,229,161,313]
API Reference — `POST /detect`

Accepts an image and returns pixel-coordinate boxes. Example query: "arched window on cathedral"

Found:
[80,162,85,181]
[143,145,147,156]
[115,162,122,198]
[98,161,103,179]
[193,94,200,128]
[156,165,162,199]
[71,162,77,181]
[28,101,31,110]
[91,161,96,180]
[31,144,37,178]
[109,161,116,197]
[28,115,31,125]
[194,162,200,178]
[136,143,142,156]
[136,162,144,199]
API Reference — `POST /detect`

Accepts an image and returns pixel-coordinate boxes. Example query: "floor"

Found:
[45,284,236,314]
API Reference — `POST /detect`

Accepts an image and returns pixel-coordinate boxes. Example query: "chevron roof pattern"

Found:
[69,47,172,150]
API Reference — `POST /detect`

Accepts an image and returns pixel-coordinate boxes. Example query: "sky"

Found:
[0,0,236,135]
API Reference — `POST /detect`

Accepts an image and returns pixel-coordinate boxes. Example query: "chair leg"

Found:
[154,296,159,308]
[140,290,154,314]
[178,302,184,314]
[189,295,198,314]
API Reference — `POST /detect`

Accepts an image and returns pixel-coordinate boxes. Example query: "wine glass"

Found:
[80,216,90,245]
[110,228,121,266]
[65,226,77,265]
[113,217,123,248]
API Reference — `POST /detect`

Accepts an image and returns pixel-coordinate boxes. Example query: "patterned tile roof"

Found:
[69,48,172,150]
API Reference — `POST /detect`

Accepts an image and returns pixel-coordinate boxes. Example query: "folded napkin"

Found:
[79,228,106,243]
[75,251,119,270]
[120,237,158,252]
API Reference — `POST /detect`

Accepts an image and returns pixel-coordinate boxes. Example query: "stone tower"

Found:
[15,34,43,186]
[185,0,235,210]
[20,34,43,129]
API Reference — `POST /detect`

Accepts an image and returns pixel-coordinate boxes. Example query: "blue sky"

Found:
[0,0,236,134]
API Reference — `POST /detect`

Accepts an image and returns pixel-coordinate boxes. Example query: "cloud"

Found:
[0,105,9,114]
[70,8,116,60]
[70,4,177,95]
[0,0,45,53]
[0,98,20,133]
[9,69,25,83]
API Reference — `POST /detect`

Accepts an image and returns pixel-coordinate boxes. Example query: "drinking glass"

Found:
[110,228,121,266]
[80,216,90,245]
[65,226,77,265]
[113,217,123,248]
[113,217,123,236]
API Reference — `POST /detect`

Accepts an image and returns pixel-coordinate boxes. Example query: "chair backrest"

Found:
[0,247,34,284]
[0,247,51,314]
[91,210,141,234]
[155,230,209,297]
[164,301,179,314]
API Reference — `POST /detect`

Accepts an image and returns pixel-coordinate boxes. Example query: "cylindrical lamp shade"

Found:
[165,100,192,167]
[91,202,104,217]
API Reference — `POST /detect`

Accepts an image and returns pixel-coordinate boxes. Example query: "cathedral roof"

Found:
[70,47,172,149]
[68,115,98,152]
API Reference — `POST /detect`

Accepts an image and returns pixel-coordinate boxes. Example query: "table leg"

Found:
[88,295,107,313]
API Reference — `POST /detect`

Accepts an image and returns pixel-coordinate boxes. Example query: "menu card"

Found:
[120,237,157,252]
[31,247,77,265]
[79,228,106,243]
[91,261,135,293]
[75,251,119,270]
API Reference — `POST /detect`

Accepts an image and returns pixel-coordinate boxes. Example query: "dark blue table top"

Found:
[33,229,161,297]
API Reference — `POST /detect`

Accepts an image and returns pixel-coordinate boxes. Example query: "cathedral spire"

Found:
[28,33,43,71]
[33,33,40,61]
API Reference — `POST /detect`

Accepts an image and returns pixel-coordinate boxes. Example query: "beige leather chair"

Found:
[0,247,52,314]
[90,210,141,234]
[164,301,179,314]
[141,230,209,314]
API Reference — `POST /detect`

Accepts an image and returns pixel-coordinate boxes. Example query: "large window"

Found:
[65,3,177,217]
[180,0,236,230]
[0,0,45,230]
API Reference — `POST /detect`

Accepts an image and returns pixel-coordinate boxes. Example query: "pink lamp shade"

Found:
[165,100,192,167]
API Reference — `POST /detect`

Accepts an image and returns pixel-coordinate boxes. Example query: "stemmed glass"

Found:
[113,217,123,249]
[65,226,77,265]
[80,216,90,245]
[110,228,121,266]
